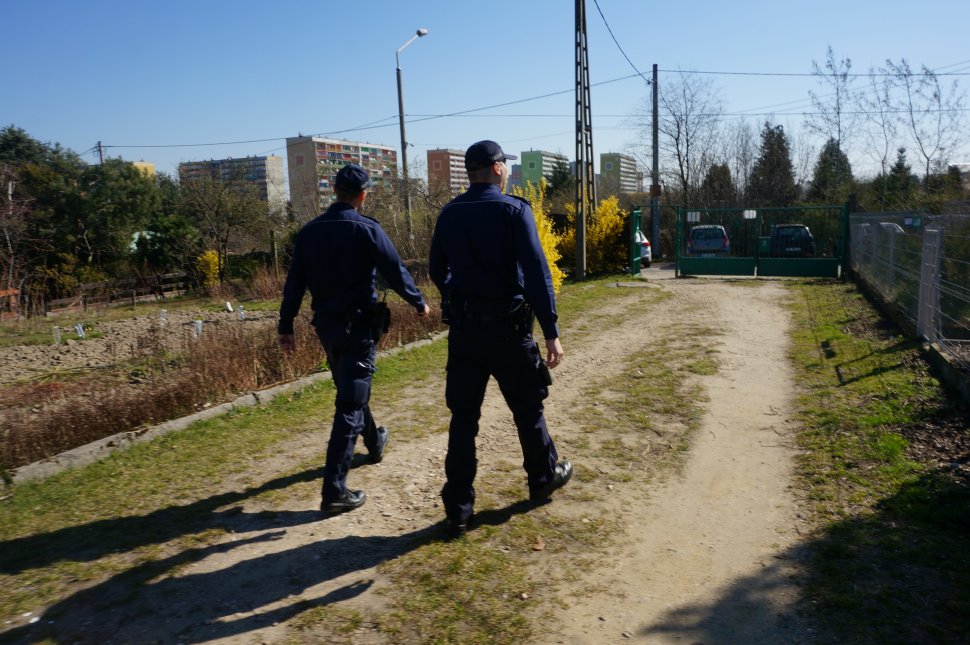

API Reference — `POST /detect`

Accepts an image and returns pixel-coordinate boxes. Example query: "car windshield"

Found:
[692,228,723,239]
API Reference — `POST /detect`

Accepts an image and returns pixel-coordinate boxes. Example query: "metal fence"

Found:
[849,211,970,371]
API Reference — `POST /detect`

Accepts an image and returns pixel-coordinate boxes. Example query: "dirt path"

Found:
[5,270,813,644]
[549,273,810,643]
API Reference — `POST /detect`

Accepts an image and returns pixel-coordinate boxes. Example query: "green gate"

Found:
[675,204,848,278]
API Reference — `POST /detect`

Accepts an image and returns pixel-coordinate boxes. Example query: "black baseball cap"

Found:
[464,140,517,171]
[333,164,374,192]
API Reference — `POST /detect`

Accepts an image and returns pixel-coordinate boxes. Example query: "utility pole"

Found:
[650,64,661,259]
[396,28,429,249]
[97,141,105,164]
[5,180,16,295]
[574,0,596,281]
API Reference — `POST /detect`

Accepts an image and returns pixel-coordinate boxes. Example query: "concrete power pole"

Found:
[574,0,596,281]
[97,141,105,164]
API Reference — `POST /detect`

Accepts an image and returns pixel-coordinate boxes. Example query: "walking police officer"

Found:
[429,140,572,537]
[279,164,430,516]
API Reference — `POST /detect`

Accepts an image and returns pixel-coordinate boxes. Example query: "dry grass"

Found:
[0,291,445,472]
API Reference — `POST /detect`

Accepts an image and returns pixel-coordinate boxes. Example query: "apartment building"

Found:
[178,155,286,215]
[520,150,569,188]
[131,161,155,177]
[427,148,468,196]
[509,163,522,191]
[286,136,397,218]
[599,152,642,195]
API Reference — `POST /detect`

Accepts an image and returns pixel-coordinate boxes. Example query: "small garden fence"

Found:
[849,211,970,373]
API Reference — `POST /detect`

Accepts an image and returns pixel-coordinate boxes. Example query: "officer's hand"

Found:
[417,303,431,318]
[279,333,296,354]
[545,338,564,369]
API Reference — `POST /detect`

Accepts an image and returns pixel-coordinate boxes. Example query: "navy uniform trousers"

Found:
[442,319,560,523]
[314,317,381,501]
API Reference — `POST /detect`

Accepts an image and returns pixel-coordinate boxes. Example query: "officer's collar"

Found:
[468,182,503,193]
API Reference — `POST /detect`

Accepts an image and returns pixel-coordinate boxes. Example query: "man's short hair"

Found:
[334,186,360,202]
[467,166,494,183]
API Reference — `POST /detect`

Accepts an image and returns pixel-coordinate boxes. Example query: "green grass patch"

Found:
[379,539,532,644]
[785,279,970,643]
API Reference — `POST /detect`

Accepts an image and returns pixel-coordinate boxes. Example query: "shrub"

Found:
[513,179,566,293]
[557,195,628,275]
[195,250,219,290]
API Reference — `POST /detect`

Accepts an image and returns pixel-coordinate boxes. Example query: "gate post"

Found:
[674,207,683,277]
[630,207,642,275]
[840,197,854,278]
[917,227,943,343]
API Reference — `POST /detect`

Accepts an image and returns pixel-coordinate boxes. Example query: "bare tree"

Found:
[180,177,269,283]
[722,119,757,202]
[635,71,724,205]
[885,58,967,189]
[855,68,899,177]
[806,47,857,150]
[1,165,28,294]
[789,128,818,196]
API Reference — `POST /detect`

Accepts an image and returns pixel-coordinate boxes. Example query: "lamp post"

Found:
[396,27,428,243]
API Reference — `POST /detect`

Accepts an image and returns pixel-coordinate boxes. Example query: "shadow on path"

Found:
[638,468,970,644]
[1,467,327,576]
[2,496,542,644]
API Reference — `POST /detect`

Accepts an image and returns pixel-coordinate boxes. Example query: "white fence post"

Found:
[917,228,942,342]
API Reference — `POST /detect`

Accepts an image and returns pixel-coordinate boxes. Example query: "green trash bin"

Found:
[758,237,771,256]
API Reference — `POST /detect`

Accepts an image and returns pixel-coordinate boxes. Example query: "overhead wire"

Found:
[591,0,650,85]
[101,62,970,152]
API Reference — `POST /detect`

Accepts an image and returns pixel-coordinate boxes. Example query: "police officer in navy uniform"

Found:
[279,164,430,516]
[429,140,572,537]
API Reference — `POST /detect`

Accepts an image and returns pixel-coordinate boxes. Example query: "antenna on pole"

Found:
[574,0,595,281]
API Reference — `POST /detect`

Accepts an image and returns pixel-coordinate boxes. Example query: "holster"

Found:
[509,301,536,335]
[362,301,391,341]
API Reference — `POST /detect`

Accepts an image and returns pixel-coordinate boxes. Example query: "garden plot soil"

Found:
[0,310,279,386]
[2,271,816,644]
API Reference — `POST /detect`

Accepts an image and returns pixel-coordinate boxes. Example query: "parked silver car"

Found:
[687,225,730,256]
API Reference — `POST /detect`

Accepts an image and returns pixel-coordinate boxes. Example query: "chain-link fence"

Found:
[849,211,970,372]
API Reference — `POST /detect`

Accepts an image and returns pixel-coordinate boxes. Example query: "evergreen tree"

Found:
[747,123,798,207]
[699,164,735,207]
[808,138,854,203]
[869,148,918,210]
[544,160,575,215]
[0,125,85,174]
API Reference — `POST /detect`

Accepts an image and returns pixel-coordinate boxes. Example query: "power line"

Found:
[661,68,970,77]
[591,0,650,85]
[101,64,969,152]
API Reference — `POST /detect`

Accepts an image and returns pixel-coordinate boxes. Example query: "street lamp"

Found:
[396,27,428,243]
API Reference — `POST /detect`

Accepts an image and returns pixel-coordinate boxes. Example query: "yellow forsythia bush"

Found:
[195,250,220,289]
[558,195,627,275]
[514,179,566,293]
[586,196,627,273]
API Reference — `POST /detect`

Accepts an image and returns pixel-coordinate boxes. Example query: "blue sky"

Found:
[3,0,968,182]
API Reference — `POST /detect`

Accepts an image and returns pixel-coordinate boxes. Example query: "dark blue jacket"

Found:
[278,202,425,335]
[429,183,559,339]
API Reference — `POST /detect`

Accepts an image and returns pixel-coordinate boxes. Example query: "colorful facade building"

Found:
[286,136,397,219]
